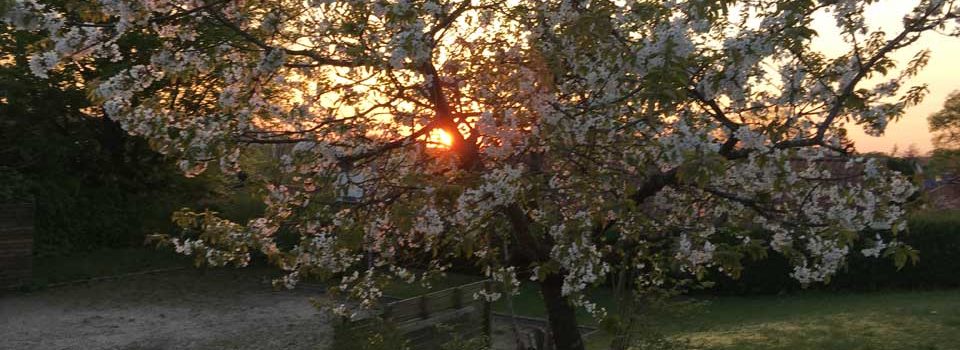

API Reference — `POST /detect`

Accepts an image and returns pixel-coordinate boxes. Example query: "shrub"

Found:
[833,210,960,289]
[708,210,960,294]
[332,317,410,350]
[0,27,223,256]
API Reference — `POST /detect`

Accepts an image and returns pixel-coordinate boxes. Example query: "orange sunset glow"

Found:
[427,129,455,148]
[810,0,960,155]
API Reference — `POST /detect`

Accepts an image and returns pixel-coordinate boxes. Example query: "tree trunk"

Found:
[540,274,585,350]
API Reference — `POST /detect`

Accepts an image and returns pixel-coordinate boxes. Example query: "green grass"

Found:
[657,290,960,350]
[577,289,960,350]
[30,246,191,287]
[387,274,960,350]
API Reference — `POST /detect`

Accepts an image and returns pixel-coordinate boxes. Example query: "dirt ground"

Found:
[0,268,562,350]
[0,269,333,350]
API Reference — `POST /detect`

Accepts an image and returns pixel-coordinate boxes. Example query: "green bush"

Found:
[28,173,212,256]
[708,211,960,294]
[833,210,960,289]
[0,26,223,256]
[332,317,410,350]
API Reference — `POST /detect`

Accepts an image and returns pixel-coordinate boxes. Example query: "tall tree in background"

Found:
[930,90,960,150]
[4,1,957,349]
[927,90,960,186]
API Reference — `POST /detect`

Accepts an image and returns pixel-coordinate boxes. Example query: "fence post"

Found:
[452,286,463,309]
[483,280,493,344]
[419,295,430,319]
[0,202,33,289]
[383,303,394,321]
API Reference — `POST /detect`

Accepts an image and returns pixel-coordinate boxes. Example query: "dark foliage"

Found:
[707,211,960,294]
[0,28,214,256]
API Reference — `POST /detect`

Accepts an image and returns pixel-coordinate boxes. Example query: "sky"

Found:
[809,1,960,155]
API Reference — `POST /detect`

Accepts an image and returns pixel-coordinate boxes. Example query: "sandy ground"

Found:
[0,269,333,350]
[0,268,571,350]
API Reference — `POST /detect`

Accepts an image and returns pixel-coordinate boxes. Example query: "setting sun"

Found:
[427,129,455,148]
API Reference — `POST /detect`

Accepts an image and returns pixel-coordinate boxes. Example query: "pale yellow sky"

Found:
[809,1,960,154]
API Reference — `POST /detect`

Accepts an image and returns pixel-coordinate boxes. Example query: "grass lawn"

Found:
[651,290,960,350]
[389,274,960,350]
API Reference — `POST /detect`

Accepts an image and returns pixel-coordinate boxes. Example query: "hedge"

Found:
[708,210,960,294]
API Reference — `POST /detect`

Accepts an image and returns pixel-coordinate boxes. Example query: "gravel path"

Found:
[0,269,333,350]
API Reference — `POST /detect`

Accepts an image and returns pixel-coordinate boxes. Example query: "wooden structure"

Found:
[1,202,33,289]
[341,280,492,349]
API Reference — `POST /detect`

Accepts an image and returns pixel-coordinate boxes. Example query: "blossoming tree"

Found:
[5,0,958,348]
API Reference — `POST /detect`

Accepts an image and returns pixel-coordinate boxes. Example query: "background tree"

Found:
[4,1,957,349]
[927,90,960,187]
[0,11,220,256]
[930,90,960,150]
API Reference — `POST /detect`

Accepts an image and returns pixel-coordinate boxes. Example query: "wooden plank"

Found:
[0,249,32,258]
[0,241,32,249]
[382,303,394,320]
[453,286,463,309]
[340,279,493,349]
[387,300,425,322]
[0,261,31,272]
[0,203,32,289]
[419,295,429,319]
[482,280,492,339]
[458,280,486,296]
[395,306,475,334]
[0,256,33,263]
[0,227,33,238]
[425,289,456,311]
[0,263,31,271]
[0,248,31,256]
[0,237,33,245]
[0,270,31,278]
[0,276,30,285]
[0,278,26,288]
[0,204,34,226]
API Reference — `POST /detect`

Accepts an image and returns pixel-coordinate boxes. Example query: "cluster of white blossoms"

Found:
[790,235,851,284]
[5,0,956,328]
[675,234,717,271]
[454,165,525,225]
[860,234,891,258]
[550,229,610,298]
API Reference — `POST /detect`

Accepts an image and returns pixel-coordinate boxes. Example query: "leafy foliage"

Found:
[709,211,960,294]
[0,20,216,255]
[929,90,960,150]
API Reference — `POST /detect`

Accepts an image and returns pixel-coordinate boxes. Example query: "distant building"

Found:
[894,155,960,211]
[921,173,960,210]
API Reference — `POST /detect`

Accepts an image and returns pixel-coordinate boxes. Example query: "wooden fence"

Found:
[341,280,492,349]
[1,202,33,289]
